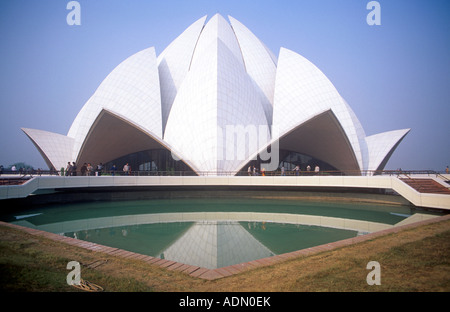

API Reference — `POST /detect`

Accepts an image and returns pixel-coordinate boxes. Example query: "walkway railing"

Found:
[0,168,447,182]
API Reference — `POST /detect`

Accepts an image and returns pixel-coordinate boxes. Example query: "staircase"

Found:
[400,178,450,195]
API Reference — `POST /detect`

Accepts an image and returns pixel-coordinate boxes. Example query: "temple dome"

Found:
[22,14,409,175]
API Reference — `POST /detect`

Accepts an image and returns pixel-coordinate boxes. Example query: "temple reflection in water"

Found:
[161,221,274,269]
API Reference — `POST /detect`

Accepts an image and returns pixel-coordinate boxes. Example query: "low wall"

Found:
[0,175,449,210]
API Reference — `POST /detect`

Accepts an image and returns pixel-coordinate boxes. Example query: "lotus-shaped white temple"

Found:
[23,14,409,175]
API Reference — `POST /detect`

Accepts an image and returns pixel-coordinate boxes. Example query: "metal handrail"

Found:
[0,169,443,178]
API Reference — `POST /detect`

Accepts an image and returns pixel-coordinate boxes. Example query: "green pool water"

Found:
[1,198,429,269]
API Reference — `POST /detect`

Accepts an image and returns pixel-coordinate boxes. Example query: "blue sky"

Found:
[0,0,449,171]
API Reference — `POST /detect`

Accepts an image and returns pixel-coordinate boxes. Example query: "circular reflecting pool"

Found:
[1,198,437,269]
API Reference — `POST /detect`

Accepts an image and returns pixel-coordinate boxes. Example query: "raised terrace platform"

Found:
[1,175,450,210]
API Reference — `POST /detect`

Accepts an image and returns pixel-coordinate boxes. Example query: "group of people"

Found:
[248,164,321,176]
[247,165,265,176]
[283,164,320,176]
[64,162,102,176]
[63,162,133,176]
[64,162,78,176]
